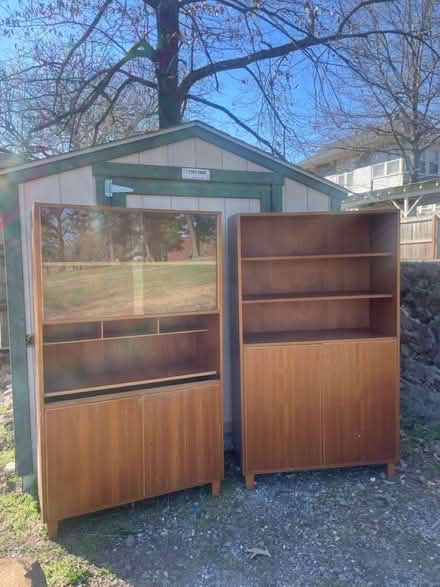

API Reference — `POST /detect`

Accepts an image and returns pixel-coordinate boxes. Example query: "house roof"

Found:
[0,121,346,203]
[300,130,397,170]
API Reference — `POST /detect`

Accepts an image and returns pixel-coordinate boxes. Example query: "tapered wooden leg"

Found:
[47,518,58,540]
[386,463,395,479]
[211,480,221,496]
[245,473,255,489]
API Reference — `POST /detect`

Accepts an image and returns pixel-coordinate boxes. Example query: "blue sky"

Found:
[0,0,322,162]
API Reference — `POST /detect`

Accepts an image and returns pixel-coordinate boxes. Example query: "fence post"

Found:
[435,215,440,259]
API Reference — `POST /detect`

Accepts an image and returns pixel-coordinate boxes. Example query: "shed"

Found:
[0,121,346,483]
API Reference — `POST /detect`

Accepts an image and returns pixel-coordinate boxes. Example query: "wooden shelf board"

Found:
[244,329,396,346]
[242,252,393,261]
[44,365,218,397]
[43,310,219,326]
[242,291,393,304]
[43,328,208,346]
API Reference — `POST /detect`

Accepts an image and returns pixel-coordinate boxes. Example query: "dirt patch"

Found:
[0,360,439,586]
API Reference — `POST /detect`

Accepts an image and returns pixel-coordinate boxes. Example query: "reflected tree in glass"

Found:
[40,206,218,321]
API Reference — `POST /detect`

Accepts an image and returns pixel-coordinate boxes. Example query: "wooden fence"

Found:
[400,215,440,260]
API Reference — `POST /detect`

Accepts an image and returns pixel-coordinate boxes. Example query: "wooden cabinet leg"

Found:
[47,518,58,540]
[245,473,255,489]
[386,463,395,479]
[211,480,221,496]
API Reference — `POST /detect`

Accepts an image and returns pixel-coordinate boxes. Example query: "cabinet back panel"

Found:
[370,298,396,337]
[370,212,399,254]
[242,258,371,296]
[241,215,374,257]
[243,299,370,333]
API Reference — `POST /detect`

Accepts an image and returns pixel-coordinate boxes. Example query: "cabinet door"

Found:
[143,383,223,497]
[244,345,323,473]
[323,341,398,466]
[45,397,143,521]
[323,343,362,465]
[359,341,398,462]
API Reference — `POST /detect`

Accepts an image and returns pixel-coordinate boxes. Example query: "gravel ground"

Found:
[1,359,440,586]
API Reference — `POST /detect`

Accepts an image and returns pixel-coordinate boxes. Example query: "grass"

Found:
[0,446,14,467]
[43,262,217,320]
[0,491,40,534]
[0,489,120,586]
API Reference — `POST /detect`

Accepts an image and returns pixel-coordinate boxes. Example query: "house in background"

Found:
[300,131,440,218]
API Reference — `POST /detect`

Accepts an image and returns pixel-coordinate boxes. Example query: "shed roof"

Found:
[0,121,346,203]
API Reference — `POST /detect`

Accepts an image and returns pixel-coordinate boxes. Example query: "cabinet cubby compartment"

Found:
[43,321,101,344]
[231,210,400,488]
[159,314,208,334]
[103,317,157,338]
[33,204,224,537]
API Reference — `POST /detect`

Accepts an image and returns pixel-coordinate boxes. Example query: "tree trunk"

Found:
[156,0,181,128]
[186,215,200,258]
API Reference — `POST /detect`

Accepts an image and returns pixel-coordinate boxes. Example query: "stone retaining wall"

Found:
[401,261,440,423]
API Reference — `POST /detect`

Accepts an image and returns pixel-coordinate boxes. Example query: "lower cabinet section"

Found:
[243,340,399,481]
[43,381,223,537]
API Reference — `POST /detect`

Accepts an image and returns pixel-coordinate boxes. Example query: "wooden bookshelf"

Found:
[33,203,224,538]
[230,210,400,489]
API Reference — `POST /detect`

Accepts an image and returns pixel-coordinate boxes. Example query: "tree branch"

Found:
[179,29,416,97]
[187,93,283,158]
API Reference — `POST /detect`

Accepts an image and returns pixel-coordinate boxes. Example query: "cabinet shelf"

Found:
[242,252,393,262]
[242,291,393,304]
[43,328,209,346]
[244,328,396,346]
[45,364,218,397]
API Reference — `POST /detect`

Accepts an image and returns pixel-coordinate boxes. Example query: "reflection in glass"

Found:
[40,207,218,321]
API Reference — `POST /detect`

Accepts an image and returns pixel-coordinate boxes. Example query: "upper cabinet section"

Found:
[240,211,398,259]
[38,205,220,322]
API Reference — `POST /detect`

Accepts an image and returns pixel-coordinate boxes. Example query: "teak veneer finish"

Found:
[33,204,224,538]
[230,210,400,486]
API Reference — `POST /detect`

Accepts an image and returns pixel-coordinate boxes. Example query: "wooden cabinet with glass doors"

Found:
[33,203,223,538]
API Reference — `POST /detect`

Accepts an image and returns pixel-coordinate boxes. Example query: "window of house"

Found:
[372,159,401,178]
[429,152,439,175]
[372,163,386,178]
[386,159,400,175]
[335,172,354,187]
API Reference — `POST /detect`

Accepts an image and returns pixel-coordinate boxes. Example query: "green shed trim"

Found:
[1,122,344,208]
[94,162,278,212]
[0,183,33,476]
[92,162,283,185]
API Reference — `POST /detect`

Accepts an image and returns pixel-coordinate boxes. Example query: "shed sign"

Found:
[182,167,211,181]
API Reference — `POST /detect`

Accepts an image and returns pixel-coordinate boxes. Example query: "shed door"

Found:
[126,194,260,439]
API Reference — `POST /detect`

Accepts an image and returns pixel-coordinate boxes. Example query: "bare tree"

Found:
[0,0,430,157]
[313,0,440,183]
